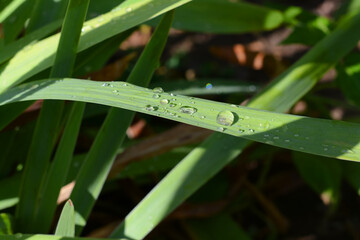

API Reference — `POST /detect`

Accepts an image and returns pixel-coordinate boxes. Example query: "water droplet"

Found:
[145,105,158,111]
[238,129,245,133]
[126,7,132,12]
[324,148,328,151]
[200,115,206,119]
[179,106,197,115]
[112,90,119,93]
[206,83,213,89]
[102,83,109,87]
[248,129,255,133]
[294,134,299,137]
[299,147,304,150]
[285,139,290,143]
[264,134,270,137]
[160,99,169,104]
[217,127,225,132]
[153,87,163,93]
[170,93,175,96]
[230,104,237,107]
[190,101,195,104]
[265,140,274,144]
[122,83,128,87]
[216,110,234,126]
[273,136,279,140]
[169,103,177,107]
[153,94,160,99]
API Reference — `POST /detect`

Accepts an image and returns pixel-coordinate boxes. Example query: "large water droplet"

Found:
[160,99,169,104]
[179,106,197,115]
[145,105,158,111]
[216,110,234,126]
[153,87,163,93]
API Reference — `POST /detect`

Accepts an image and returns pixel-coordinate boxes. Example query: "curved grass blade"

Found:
[0,0,191,93]
[54,200,75,237]
[171,0,283,33]
[32,102,85,233]
[0,235,116,240]
[26,0,68,33]
[1,78,359,162]
[15,0,90,232]
[110,8,360,239]
[0,20,62,65]
[69,11,174,235]
[149,79,259,96]
[0,213,13,234]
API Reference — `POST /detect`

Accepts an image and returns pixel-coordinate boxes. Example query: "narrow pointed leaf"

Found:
[54,200,75,237]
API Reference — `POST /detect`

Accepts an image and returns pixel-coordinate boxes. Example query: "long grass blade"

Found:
[15,0,90,232]
[0,0,191,93]
[32,102,85,233]
[109,8,360,239]
[69,11,174,235]
[1,78,360,161]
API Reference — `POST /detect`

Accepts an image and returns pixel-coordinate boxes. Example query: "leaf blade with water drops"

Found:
[0,78,359,162]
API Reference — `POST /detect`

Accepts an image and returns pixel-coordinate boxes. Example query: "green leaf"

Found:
[0,0,191,93]
[1,79,359,162]
[336,52,360,106]
[15,0,89,232]
[109,8,360,239]
[54,200,75,237]
[32,102,85,233]
[149,79,259,96]
[26,0,68,33]
[0,213,13,234]
[156,0,283,33]
[293,153,342,209]
[0,174,21,210]
[343,161,360,196]
[0,234,115,240]
[69,11,174,235]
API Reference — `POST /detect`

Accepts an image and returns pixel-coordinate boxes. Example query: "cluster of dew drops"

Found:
[100,82,357,156]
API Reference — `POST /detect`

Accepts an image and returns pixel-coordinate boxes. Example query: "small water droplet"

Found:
[217,127,225,132]
[126,7,132,12]
[238,129,245,133]
[153,87,163,93]
[112,90,119,93]
[101,83,110,87]
[216,110,234,126]
[294,134,299,137]
[153,94,160,99]
[160,99,169,104]
[169,103,177,107]
[324,148,328,151]
[273,136,279,140]
[285,139,290,143]
[266,140,274,144]
[170,93,175,96]
[179,106,197,115]
[190,101,195,104]
[248,129,255,133]
[145,105,158,111]
[200,116,206,119]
